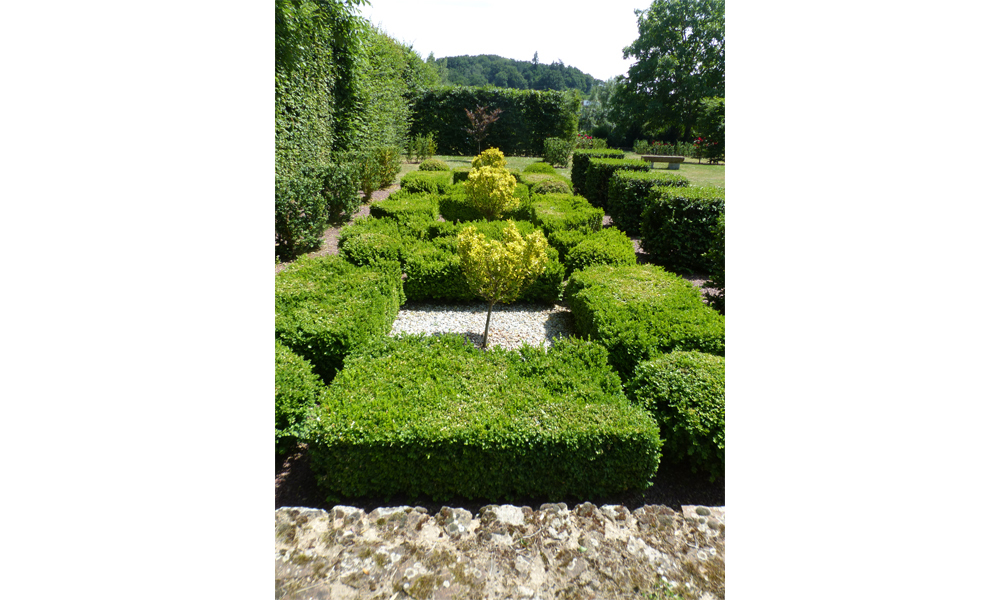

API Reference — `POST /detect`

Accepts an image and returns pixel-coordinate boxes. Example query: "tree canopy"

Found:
[619,0,724,139]
[432,54,597,93]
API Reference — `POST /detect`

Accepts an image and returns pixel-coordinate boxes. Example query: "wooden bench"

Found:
[641,155,685,170]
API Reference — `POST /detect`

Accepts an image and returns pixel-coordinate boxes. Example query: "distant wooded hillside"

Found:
[428,53,598,93]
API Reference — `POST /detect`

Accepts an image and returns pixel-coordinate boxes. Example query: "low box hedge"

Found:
[607,170,689,236]
[570,148,625,194]
[565,264,725,378]
[308,334,662,501]
[369,192,439,223]
[337,216,404,268]
[564,227,637,276]
[399,220,564,304]
[439,183,531,222]
[640,186,725,274]
[584,158,650,209]
[275,341,323,454]
[400,170,453,195]
[522,173,573,195]
[275,256,405,382]
[529,193,603,235]
[522,161,558,175]
[625,351,725,482]
[547,228,589,262]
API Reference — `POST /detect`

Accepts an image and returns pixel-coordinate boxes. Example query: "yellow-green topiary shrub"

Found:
[471,147,507,170]
[457,220,549,347]
[463,165,519,220]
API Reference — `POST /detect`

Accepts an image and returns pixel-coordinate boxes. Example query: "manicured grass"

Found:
[398,153,721,190]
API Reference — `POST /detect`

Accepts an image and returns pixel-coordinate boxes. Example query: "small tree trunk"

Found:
[482,300,495,348]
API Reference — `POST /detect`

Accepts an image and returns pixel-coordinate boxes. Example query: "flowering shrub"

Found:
[576,133,608,150]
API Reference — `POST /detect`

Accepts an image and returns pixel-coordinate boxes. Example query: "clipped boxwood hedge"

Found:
[418,158,450,171]
[401,239,475,301]
[583,158,650,209]
[626,351,725,482]
[607,170,689,237]
[275,341,323,454]
[275,256,404,382]
[547,228,589,262]
[564,227,637,276]
[400,170,453,195]
[337,216,405,268]
[641,186,725,273]
[565,264,725,378]
[369,192,439,223]
[308,334,662,501]
[529,193,603,235]
[439,183,530,222]
[522,161,558,175]
[570,148,624,194]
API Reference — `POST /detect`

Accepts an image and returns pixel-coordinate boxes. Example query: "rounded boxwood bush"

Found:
[418,158,450,171]
[626,351,725,482]
[564,227,637,276]
[532,178,571,196]
[275,342,323,455]
[522,161,557,175]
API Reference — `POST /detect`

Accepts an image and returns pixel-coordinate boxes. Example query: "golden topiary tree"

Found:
[457,221,549,348]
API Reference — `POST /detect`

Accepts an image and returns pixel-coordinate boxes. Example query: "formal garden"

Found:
[275,0,725,513]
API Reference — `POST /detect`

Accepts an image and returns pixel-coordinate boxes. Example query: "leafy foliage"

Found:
[569,148,624,195]
[275,255,404,382]
[400,170,453,195]
[464,106,504,154]
[300,160,362,223]
[418,158,450,171]
[464,159,519,221]
[430,53,597,93]
[703,212,724,312]
[522,161,557,175]
[410,87,579,156]
[640,185,725,273]
[626,351,725,481]
[607,169,689,236]
[457,221,550,345]
[583,158,650,209]
[470,147,508,170]
[694,96,725,162]
[564,227,637,276]
[565,264,725,378]
[308,334,661,501]
[275,341,324,454]
[405,132,437,162]
[620,0,725,139]
[529,193,603,235]
[275,174,328,261]
[543,137,574,167]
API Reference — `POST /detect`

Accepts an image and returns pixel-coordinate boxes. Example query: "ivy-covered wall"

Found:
[410,87,580,157]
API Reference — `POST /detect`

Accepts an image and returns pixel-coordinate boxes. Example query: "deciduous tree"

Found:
[621,0,724,139]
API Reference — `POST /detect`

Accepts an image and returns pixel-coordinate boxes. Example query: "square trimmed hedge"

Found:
[308,334,662,501]
[640,186,725,273]
[369,191,439,223]
[565,264,725,378]
[583,158,650,209]
[275,255,405,382]
[400,170,453,195]
[607,170,689,236]
[570,148,625,194]
[529,193,603,235]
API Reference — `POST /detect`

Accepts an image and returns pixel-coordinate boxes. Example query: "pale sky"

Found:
[360,0,655,82]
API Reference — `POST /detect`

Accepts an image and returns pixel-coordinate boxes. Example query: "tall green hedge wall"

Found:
[410,87,581,156]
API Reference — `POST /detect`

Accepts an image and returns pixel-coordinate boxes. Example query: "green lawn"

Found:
[396,153,723,189]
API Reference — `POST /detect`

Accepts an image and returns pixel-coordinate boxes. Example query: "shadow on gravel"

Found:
[276,443,724,514]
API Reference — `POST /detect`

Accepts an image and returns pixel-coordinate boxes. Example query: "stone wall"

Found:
[276,502,725,599]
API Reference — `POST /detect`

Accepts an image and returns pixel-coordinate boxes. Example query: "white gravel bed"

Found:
[390,301,574,351]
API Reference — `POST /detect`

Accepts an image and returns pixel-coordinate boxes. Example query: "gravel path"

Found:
[391,301,574,351]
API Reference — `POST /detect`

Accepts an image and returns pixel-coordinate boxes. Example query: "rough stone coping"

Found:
[641,155,685,163]
[276,503,726,600]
